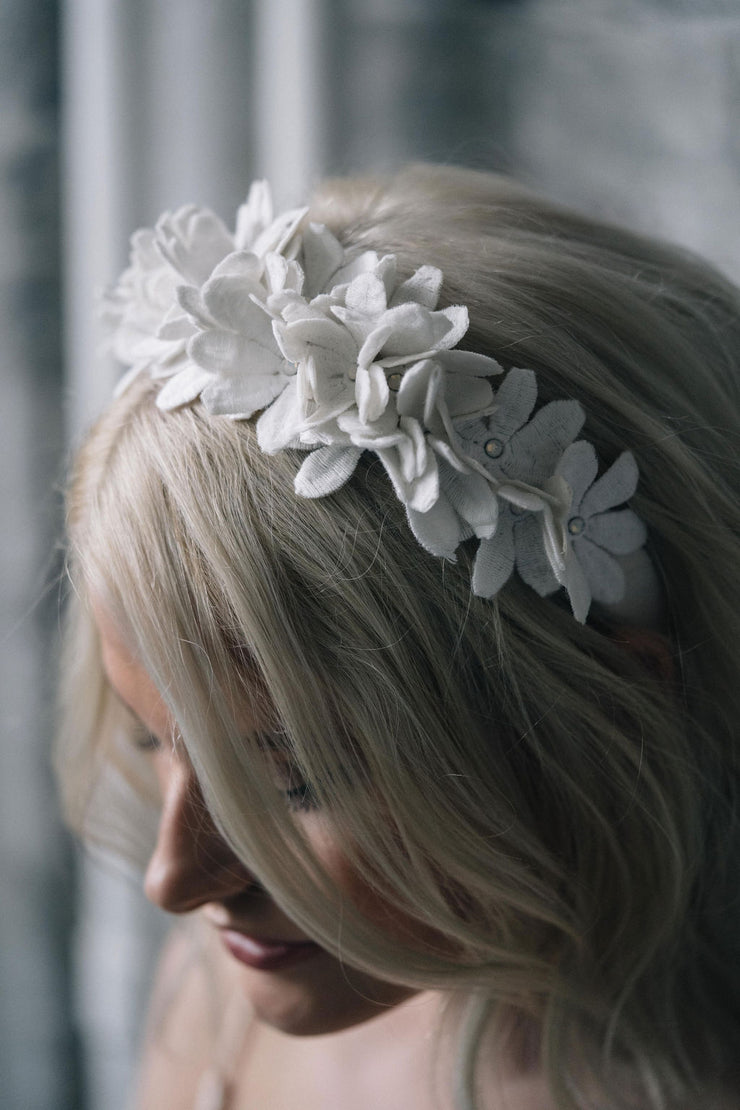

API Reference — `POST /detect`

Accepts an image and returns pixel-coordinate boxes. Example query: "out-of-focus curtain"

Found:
[0,1,735,1108]
[0,3,81,1109]
[516,0,740,282]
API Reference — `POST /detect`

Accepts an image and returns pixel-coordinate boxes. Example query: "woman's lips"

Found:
[220,929,321,971]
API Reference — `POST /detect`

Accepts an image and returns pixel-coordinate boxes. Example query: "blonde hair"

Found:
[59,165,740,1109]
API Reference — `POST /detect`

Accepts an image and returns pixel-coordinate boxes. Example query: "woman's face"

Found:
[94,605,418,1036]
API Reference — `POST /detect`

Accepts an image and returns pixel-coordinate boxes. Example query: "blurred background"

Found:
[1,0,739,1107]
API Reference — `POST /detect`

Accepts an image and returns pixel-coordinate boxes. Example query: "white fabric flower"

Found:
[102,182,652,627]
[105,181,307,406]
[271,263,471,434]
[451,368,584,600]
[164,252,298,417]
[394,358,502,556]
[553,443,647,621]
[291,405,441,517]
[234,179,307,258]
[287,352,504,560]
[102,205,236,392]
[282,379,442,521]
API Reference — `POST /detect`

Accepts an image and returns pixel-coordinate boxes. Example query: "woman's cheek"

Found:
[303,819,453,954]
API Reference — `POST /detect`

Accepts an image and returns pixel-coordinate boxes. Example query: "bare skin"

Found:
[132,926,553,1110]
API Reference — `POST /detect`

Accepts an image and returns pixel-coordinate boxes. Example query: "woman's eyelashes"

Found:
[253,730,320,812]
[132,728,162,753]
[132,725,319,811]
[283,779,319,812]
[271,754,319,812]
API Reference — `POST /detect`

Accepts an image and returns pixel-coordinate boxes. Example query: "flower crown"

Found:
[103,181,650,623]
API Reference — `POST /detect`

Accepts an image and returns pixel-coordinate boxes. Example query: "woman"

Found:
[58,165,740,1109]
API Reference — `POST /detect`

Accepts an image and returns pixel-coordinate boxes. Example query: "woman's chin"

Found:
[235,956,416,1037]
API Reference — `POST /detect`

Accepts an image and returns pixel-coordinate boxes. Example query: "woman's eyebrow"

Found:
[106,683,176,749]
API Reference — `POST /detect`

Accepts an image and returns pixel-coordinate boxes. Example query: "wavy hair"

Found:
[59,165,740,1109]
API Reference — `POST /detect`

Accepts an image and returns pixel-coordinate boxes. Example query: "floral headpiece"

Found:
[103,181,650,623]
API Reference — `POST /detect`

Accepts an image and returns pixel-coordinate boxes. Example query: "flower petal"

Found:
[446,376,495,420]
[201,367,287,418]
[436,305,469,350]
[556,440,598,510]
[378,303,467,358]
[329,249,382,290]
[490,368,539,438]
[157,307,194,341]
[189,323,284,383]
[560,546,593,624]
[406,498,462,559]
[356,323,393,371]
[155,206,234,285]
[580,451,639,518]
[210,250,264,283]
[376,435,439,513]
[294,445,363,497]
[275,314,357,371]
[256,379,304,451]
[390,265,442,310]
[395,359,440,421]
[472,525,515,598]
[356,363,390,424]
[436,349,504,377]
[301,223,345,297]
[440,464,498,539]
[156,363,214,410]
[585,509,647,555]
[505,399,584,485]
[337,404,397,441]
[514,513,560,596]
[234,180,273,249]
[263,252,303,298]
[345,272,388,317]
[498,483,549,513]
[201,276,270,334]
[574,537,626,605]
[177,285,218,329]
[251,205,308,257]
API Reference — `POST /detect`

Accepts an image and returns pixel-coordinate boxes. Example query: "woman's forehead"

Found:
[93,600,172,739]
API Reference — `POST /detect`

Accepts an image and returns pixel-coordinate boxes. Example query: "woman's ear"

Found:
[611,626,676,686]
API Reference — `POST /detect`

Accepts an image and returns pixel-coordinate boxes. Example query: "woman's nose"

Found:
[144,757,252,914]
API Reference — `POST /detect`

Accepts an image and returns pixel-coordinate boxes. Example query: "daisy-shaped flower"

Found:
[454,367,584,485]
[462,368,585,601]
[552,442,647,622]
